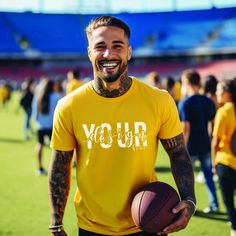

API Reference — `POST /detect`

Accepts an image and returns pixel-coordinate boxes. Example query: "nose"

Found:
[103,48,112,58]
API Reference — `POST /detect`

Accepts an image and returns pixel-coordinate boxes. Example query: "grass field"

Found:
[0,92,232,236]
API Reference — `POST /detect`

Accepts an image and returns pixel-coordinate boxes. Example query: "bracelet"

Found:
[49,224,63,230]
[186,199,196,214]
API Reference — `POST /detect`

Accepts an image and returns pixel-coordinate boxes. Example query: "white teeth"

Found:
[102,63,117,67]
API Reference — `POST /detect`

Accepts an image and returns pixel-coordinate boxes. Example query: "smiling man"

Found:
[48,16,196,236]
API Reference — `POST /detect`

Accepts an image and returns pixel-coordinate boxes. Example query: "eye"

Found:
[113,44,123,50]
[95,45,105,50]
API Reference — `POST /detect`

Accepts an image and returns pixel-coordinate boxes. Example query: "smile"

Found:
[99,61,120,70]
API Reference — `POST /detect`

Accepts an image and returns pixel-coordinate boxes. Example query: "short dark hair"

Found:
[71,69,80,79]
[182,69,201,86]
[86,16,131,40]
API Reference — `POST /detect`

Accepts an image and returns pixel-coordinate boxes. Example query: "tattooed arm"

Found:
[159,133,196,234]
[48,150,73,236]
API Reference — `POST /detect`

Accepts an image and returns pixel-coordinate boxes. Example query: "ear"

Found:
[88,46,92,61]
[128,45,132,61]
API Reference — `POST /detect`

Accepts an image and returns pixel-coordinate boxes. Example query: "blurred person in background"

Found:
[178,69,219,213]
[0,80,9,109]
[20,77,35,140]
[212,79,236,236]
[32,78,61,175]
[66,68,84,94]
[173,79,182,105]
[197,75,219,183]
[146,71,162,89]
[54,77,65,97]
[203,75,218,108]
[161,76,176,102]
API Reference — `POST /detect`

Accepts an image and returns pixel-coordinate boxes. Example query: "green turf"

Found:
[0,92,232,236]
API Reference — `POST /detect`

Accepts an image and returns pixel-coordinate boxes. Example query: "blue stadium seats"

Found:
[2,12,87,53]
[209,16,236,48]
[0,7,236,55]
[0,15,22,52]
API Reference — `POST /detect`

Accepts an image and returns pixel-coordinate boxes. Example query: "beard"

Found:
[97,62,128,83]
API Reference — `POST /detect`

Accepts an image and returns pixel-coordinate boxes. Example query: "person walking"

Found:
[178,69,219,213]
[20,77,35,140]
[33,78,61,175]
[212,79,236,236]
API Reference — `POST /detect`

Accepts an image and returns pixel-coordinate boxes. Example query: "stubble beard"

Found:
[97,62,128,83]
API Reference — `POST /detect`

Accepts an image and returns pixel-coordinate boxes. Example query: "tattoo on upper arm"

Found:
[160,134,185,156]
[160,134,196,205]
[49,150,73,224]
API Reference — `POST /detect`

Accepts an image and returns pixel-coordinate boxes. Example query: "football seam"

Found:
[138,190,147,227]
[141,191,176,230]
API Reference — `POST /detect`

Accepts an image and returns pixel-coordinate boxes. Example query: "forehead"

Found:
[88,26,128,45]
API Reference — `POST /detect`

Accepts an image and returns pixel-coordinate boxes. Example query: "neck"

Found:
[92,71,132,98]
[187,86,200,96]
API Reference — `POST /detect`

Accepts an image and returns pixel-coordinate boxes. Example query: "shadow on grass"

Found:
[155,166,171,172]
[194,210,228,222]
[0,137,24,144]
[155,165,203,173]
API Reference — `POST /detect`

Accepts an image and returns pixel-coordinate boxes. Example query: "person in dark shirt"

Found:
[178,69,219,213]
[20,77,35,140]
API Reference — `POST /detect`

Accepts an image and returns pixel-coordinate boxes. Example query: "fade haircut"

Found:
[86,16,131,41]
[182,69,201,86]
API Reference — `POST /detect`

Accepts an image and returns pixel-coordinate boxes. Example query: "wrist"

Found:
[49,224,64,233]
[185,199,196,215]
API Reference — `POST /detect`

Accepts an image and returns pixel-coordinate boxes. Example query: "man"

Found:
[49,16,196,236]
[66,68,84,94]
[178,69,218,213]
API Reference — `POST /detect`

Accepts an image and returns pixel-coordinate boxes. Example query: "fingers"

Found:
[157,201,192,235]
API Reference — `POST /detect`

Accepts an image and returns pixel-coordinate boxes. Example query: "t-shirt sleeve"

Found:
[50,100,77,151]
[158,93,183,139]
[213,108,226,138]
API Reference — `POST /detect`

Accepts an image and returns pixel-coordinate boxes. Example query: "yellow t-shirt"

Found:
[51,77,183,235]
[213,102,236,170]
[173,81,182,102]
[0,86,9,102]
[66,79,84,94]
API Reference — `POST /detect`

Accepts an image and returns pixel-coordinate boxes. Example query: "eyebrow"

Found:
[94,40,125,47]
[112,40,125,44]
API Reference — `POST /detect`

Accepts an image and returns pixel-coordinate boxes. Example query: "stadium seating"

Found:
[0,7,236,55]
[1,12,87,53]
[0,15,22,52]
[208,16,236,48]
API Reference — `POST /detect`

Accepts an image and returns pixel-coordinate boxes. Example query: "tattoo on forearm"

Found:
[160,134,196,205]
[92,69,132,98]
[49,150,73,225]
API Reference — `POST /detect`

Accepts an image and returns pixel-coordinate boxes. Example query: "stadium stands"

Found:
[1,8,236,81]
[1,7,236,56]
[0,15,22,53]
[1,12,87,53]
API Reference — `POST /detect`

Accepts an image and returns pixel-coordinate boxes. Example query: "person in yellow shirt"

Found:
[66,69,84,94]
[212,79,236,236]
[48,16,196,236]
[0,82,9,108]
